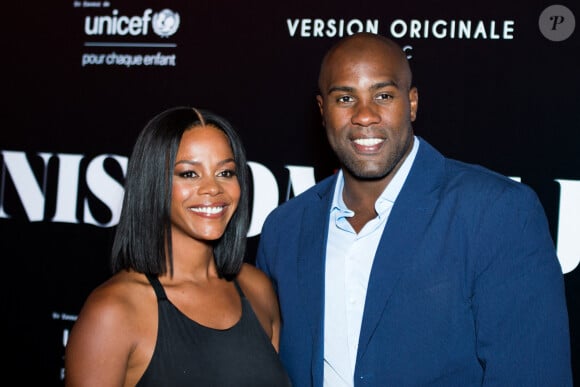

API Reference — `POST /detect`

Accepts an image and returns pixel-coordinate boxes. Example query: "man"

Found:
[256,33,572,386]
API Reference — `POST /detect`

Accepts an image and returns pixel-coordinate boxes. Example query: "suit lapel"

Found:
[296,175,337,372]
[357,138,444,361]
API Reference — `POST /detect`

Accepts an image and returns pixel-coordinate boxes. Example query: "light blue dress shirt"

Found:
[323,137,420,387]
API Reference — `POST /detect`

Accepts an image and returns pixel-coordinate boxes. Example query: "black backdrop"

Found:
[2,1,578,384]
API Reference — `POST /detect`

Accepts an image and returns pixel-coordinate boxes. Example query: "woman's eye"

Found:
[180,171,197,178]
[219,169,237,178]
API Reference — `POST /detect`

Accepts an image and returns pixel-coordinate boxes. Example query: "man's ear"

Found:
[409,87,418,122]
[316,95,325,126]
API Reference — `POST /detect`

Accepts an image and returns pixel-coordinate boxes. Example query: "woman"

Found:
[64,106,291,386]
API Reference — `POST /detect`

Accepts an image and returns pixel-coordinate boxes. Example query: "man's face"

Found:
[316,38,418,180]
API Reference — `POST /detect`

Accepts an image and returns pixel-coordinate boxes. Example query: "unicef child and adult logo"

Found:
[82,8,180,68]
[152,9,180,38]
[84,8,180,38]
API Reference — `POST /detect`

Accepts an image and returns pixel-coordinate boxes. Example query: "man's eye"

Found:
[376,93,393,100]
[337,95,354,103]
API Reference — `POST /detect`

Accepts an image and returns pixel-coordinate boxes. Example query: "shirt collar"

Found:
[331,135,420,216]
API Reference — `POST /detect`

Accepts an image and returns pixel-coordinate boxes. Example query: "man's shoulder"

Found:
[445,157,524,189]
[277,173,336,209]
[439,157,541,213]
[417,138,537,204]
[261,174,336,228]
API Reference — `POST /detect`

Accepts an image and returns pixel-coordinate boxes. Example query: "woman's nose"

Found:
[197,176,222,195]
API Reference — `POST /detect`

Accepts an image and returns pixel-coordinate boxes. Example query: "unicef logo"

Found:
[152,9,180,38]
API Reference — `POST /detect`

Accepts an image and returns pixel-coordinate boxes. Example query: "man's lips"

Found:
[352,137,385,152]
[353,138,384,146]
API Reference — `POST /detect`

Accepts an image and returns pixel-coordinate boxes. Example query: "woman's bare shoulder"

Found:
[65,271,159,386]
[236,263,281,350]
[237,263,274,292]
[237,264,278,314]
[74,271,153,331]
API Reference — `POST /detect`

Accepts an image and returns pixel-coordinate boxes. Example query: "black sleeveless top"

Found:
[136,274,292,387]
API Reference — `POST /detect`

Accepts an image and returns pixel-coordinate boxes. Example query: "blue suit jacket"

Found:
[256,138,572,387]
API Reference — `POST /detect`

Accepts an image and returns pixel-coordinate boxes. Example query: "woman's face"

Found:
[170,125,240,242]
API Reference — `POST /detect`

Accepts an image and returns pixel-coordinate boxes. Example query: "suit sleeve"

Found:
[471,185,573,386]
